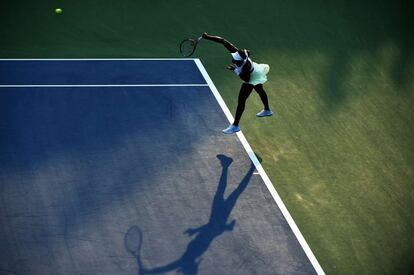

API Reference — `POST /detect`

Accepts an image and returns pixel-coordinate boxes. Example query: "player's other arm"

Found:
[202,32,238,53]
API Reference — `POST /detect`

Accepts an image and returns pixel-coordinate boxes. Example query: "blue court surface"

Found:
[0,59,323,275]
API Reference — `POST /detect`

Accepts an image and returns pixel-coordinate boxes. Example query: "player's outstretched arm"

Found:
[202,32,238,53]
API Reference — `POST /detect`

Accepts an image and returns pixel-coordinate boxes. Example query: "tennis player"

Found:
[202,32,273,134]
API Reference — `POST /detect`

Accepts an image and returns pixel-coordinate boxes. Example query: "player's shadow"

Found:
[125,154,256,275]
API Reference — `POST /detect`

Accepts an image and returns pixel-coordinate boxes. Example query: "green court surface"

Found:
[1,0,413,274]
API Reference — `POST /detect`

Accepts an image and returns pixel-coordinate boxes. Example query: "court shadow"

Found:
[320,51,350,112]
[125,154,256,275]
[254,152,263,164]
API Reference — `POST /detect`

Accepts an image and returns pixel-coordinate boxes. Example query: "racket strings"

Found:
[180,39,197,57]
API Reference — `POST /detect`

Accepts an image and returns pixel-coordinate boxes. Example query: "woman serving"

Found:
[202,32,273,134]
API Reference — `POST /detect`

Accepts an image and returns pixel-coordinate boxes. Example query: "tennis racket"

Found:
[179,35,203,57]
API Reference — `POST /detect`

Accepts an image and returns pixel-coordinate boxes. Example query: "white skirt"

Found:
[248,62,270,86]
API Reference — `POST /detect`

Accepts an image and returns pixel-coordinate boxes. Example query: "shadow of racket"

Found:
[124,226,144,274]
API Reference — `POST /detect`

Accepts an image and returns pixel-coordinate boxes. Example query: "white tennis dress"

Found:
[248,62,270,85]
[231,51,270,85]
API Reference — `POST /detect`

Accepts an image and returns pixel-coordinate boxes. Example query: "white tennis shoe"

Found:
[256,109,273,117]
[222,124,240,135]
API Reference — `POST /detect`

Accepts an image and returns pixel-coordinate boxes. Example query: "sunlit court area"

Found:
[0,1,413,275]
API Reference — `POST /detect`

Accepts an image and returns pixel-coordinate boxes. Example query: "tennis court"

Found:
[0,59,324,274]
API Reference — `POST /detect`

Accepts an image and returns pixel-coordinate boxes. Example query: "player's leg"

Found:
[254,84,273,117]
[234,83,254,126]
[223,83,254,134]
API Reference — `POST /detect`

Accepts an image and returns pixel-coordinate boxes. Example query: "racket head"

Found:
[179,38,198,57]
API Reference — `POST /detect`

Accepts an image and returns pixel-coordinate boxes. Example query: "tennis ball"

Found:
[55,8,63,14]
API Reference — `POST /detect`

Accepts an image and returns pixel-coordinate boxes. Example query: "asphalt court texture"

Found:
[0,60,317,274]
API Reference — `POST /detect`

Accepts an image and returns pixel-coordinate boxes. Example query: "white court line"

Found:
[0,58,195,61]
[0,58,207,88]
[0,84,208,88]
[194,58,325,275]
